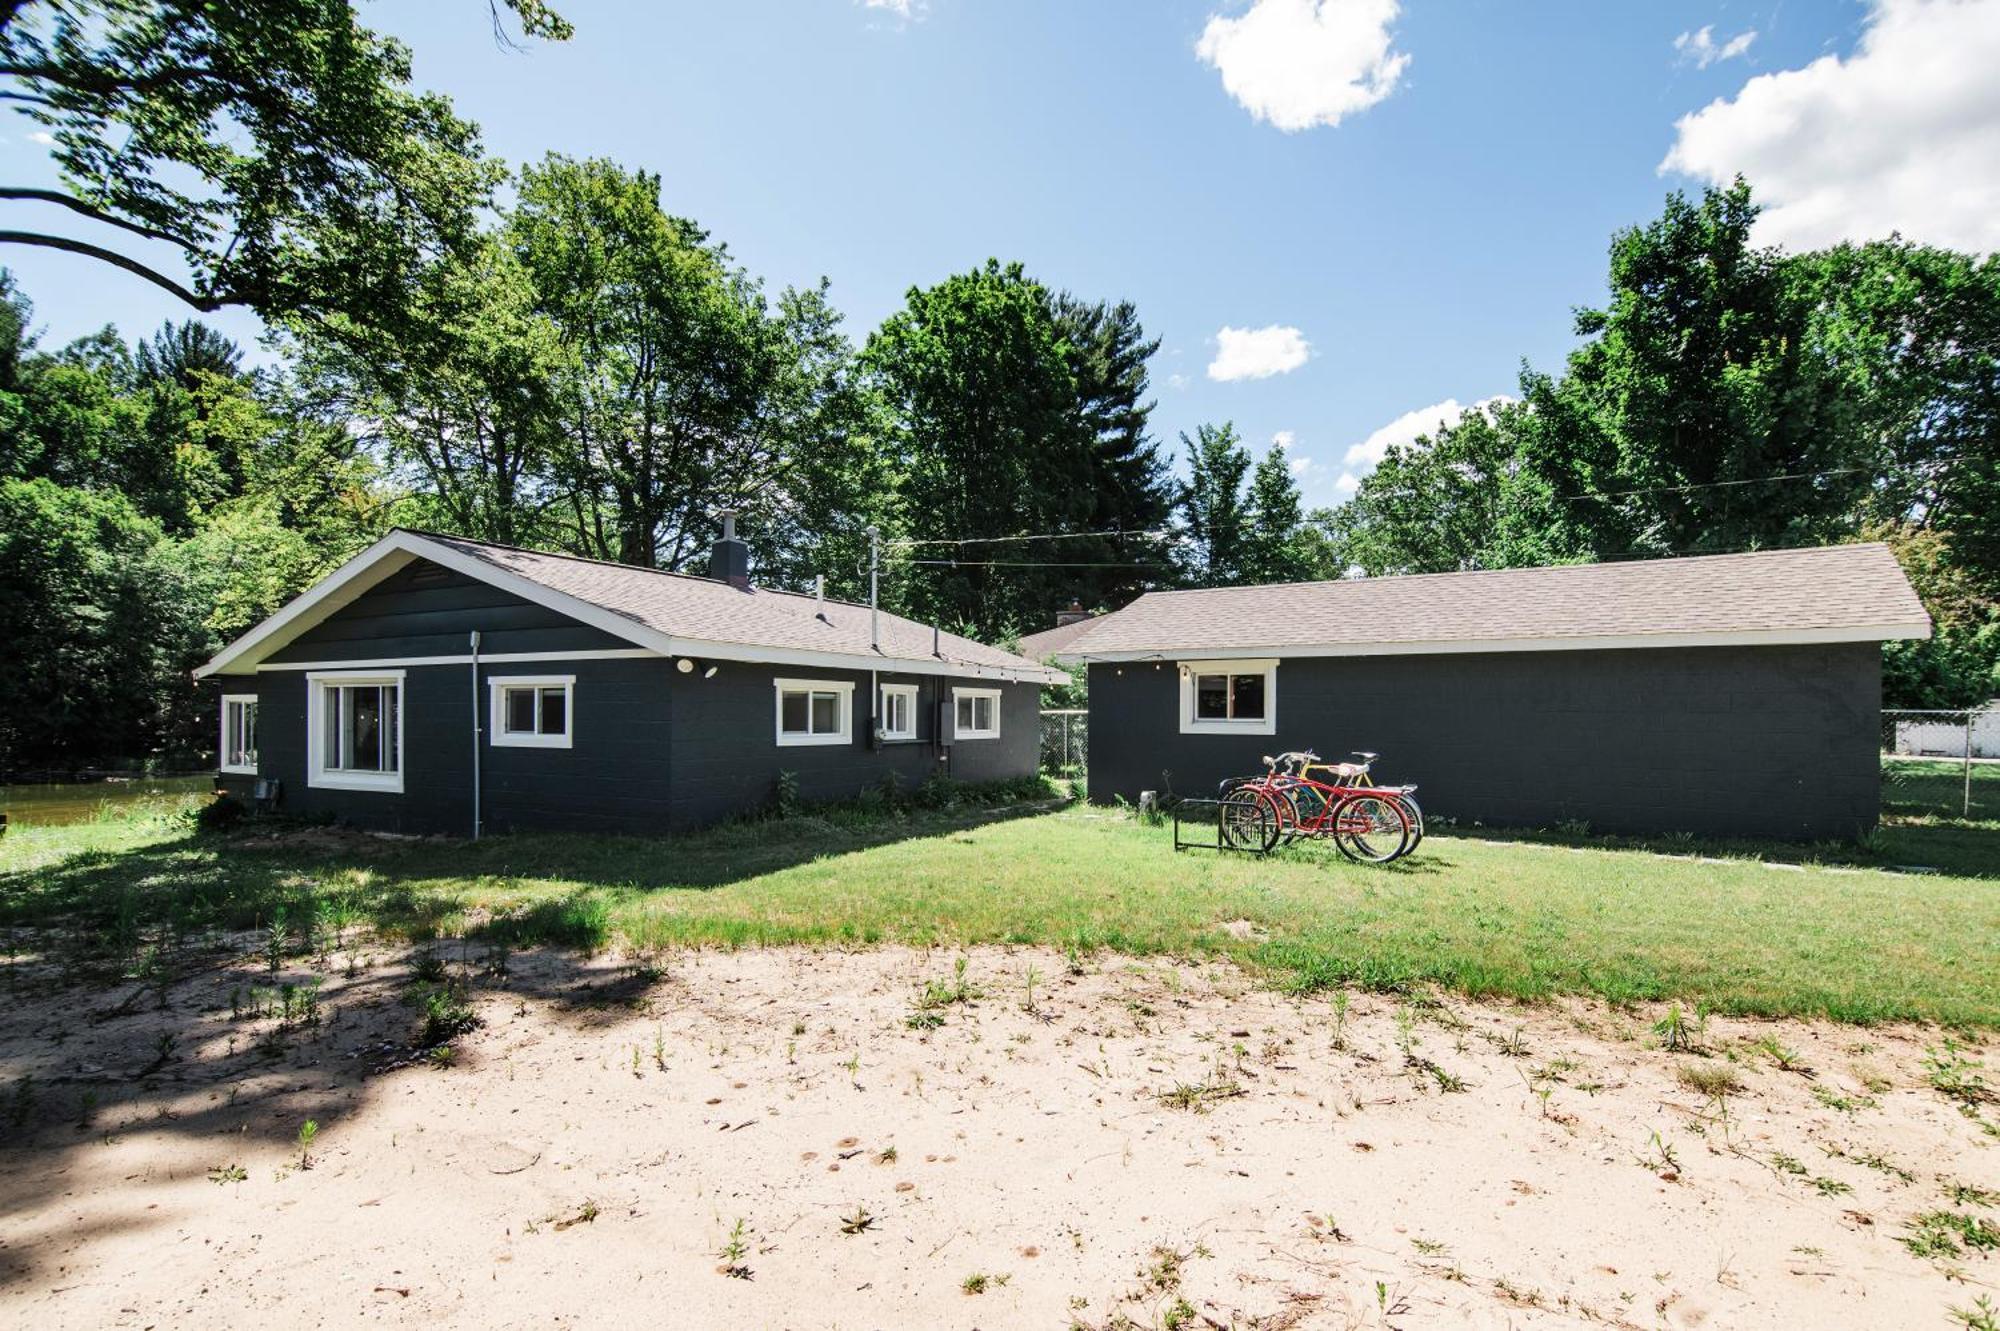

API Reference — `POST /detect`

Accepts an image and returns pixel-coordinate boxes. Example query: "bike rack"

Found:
[1171,798,1270,857]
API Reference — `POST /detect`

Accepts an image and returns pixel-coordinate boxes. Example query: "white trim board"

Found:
[257,649,658,672]
[198,529,1067,685]
[1055,622,1932,665]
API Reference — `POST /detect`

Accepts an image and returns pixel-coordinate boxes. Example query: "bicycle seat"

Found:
[1350,751,1379,763]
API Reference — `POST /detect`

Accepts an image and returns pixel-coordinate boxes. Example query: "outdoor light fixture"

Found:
[703,665,718,679]
[676,657,694,674]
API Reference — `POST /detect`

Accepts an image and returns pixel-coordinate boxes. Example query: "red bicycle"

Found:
[1219,750,1420,863]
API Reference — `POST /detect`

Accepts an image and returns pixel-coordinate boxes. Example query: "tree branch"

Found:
[0,230,220,309]
[0,186,202,249]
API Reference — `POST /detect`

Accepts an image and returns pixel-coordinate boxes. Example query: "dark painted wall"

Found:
[241,657,672,835]
[1085,644,1882,840]
[666,664,1038,829]
[264,559,628,664]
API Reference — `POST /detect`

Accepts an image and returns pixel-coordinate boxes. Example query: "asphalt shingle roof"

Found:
[1053,543,1929,659]
[1016,616,1103,661]
[415,531,1060,680]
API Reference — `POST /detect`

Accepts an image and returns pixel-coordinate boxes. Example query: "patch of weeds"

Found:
[1949,1295,1999,1331]
[1903,1210,2000,1262]
[904,1006,945,1031]
[1946,1181,1998,1208]
[1328,990,1351,1050]
[207,1163,247,1184]
[873,1145,897,1165]
[1753,1035,1811,1075]
[409,949,448,985]
[552,1200,599,1231]
[1162,1296,1197,1328]
[1410,1236,1450,1257]
[716,1217,753,1279]
[1851,1151,1915,1184]
[1675,1062,1740,1098]
[296,1118,318,1170]
[839,1205,875,1235]
[1927,1040,1996,1119]
[1652,1003,1707,1053]
[961,1271,1009,1295]
[1635,1129,1681,1179]
[1770,1152,1808,1177]
[1811,1085,1877,1115]
[411,977,479,1049]
[1810,1176,1853,1198]
[1157,1078,1244,1113]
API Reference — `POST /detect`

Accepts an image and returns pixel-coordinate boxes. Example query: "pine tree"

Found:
[1175,423,1254,586]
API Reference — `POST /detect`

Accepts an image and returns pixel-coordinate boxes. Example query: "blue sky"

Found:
[7,0,1995,509]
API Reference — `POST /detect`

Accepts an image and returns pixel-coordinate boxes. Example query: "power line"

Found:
[906,558,1175,570]
[887,526,1175,550]
[1552,462,1936,505]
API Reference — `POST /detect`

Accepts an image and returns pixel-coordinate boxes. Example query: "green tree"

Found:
[1173,422,1254,586]
[0,0,565,336]
[862,259,1094,635]
[1241,442,1313,583]
[1051,293,1176,607]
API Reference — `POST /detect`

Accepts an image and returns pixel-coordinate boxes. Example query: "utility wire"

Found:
[886,526,1175,549]
[906,558,1176,569]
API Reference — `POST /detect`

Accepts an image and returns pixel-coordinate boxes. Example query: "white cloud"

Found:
[27,130,53,145]
[1661,0,2000,253]
[858,0,923,21]
[1166,371,1191,391]
[1270,430,1316,476]
[1674,25,1757,68]
[1336,395,1510,492]
[1195,0,1409,132]
[1207,324,1311,381]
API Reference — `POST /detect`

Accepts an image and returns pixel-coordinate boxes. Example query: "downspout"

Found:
[470,630,482,841]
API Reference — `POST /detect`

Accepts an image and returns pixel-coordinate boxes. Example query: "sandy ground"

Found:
[1,939,1995,1329]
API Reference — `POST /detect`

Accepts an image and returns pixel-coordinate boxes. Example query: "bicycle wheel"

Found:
[1393,791,1424,852]
[1219,787,1279,854]
[1330,793,1411,864]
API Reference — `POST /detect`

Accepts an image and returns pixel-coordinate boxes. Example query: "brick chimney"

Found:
[709,511,751,589]
[1054,600,1092,628]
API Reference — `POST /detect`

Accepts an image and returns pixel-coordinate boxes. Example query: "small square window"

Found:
[489,676,574,749]
[220,695,258,774]
[879,683,918,741]
[1179,660,1278,736]
[952,688,1001,740]
[775,678,853,747]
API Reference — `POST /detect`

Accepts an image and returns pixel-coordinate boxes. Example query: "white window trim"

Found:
[952,686,1003,741]
[878,682,919,742]
[1178,658,1279,736]
[219,693,258,775]
[488,674,575,749]
[306,669,406,792]
[774,677,854,747]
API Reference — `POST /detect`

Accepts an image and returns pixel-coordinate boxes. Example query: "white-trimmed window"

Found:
[1179,659,1278,736]
[775,677,853,747]
[952,687,1001,740]
[307,670,405,792]
[878,682,918,741]
[489,675,574,749]
[220,694,258,774]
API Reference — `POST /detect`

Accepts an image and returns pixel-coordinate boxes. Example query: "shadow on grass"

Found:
[0,796,1069,958]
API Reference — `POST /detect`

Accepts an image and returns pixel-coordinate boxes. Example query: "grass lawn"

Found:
[4,781,1996,1028]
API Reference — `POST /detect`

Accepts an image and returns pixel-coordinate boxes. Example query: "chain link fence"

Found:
[1881,707,1998,821]
[1039,709,1088,780]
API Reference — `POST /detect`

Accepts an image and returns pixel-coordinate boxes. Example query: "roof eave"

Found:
[1055,620,1934,664]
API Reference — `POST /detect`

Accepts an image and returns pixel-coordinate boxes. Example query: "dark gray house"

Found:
[1056,544,1931,840]
[197,526,1062,835]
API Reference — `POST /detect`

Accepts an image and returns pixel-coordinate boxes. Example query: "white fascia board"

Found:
[1054,621,1933,664]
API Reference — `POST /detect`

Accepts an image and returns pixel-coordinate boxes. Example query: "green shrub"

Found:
[190,794,246,833]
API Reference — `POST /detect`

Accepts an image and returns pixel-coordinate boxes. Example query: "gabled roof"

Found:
[1016,615,1102,661]
[1053,543,1930,662]
[197,529,1066,684]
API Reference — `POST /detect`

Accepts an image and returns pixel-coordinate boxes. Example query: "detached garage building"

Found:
[196,526,1061,836]
[1056,544,1931,840]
